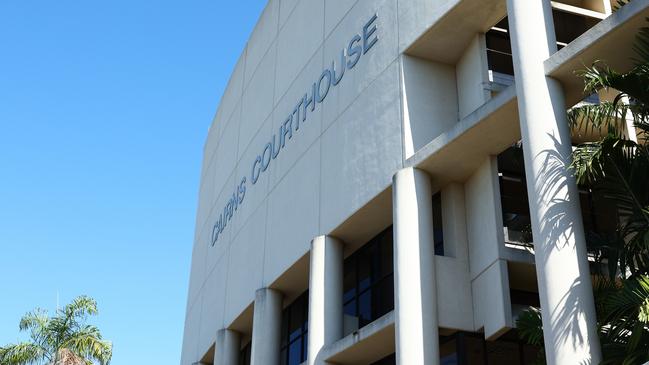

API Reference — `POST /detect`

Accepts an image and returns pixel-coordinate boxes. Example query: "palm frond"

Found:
[516,307,544,346]
[62,296,98,320]
[568,101,628,137]
[613,0,632,12]
[61,325,112,365]
[0,342,48,365]
[19,309,48,333]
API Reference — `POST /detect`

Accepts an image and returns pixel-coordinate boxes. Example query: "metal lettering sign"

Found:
[211,14,379,247]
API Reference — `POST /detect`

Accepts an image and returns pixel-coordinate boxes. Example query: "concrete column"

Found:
[506,0,602,364]
[250,288,282,365]
[307,236,344,365]
[214,329,240,365]
[393,167,439,365]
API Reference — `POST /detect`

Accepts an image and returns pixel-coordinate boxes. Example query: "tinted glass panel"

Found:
[498,146,533,245]
[487,12,599,77]
[358,252,372,291]
[343,262,357,302]
[553,10,599,46]
[288,339,301,365]
[289,297,305,342]
[440,334,459,365]
[342,227,395,334]
[374,277,394,320]
[379,234,393,278]
[486,341,522,365]
[464,336,487,365]
[280,291,308,365]
[439,331,543,365]
[359,289,372,325]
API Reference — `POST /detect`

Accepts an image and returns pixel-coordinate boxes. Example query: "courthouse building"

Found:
[182,0,648,364]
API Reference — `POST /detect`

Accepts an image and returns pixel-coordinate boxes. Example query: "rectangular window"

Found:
[486,18,514,77]
[486,10,600,84]
[497,144,619,249]
[497,146,534,245]
[343,227,394,335]
[553,10,599,48]
[446,331,541,365]
[279,291,308,365]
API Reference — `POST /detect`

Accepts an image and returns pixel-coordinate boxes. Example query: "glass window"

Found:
[486,18,514,77]
[497,146,534,245]
[442,331,541,365]
[486,341,522,365]
[441,335,460,365]
[279,291,308,365]
[497,144,619,249]
[553,10,599,48]
[463,334,487,365]
[487,11,600,79]
[580,188,618,242]
[343,227,394,334]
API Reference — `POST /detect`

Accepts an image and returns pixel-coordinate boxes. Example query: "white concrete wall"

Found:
[397,0,454,53]
[456,35,490,119]
[182,0,529,360]
[400,55,458,158]
[183,0,424,362]
[464,157,513,339]
[435,183,473,331]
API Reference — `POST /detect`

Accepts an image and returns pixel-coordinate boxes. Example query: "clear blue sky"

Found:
[0,1,266,364]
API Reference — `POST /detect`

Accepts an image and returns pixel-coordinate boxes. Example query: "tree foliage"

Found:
[0,296,112,365]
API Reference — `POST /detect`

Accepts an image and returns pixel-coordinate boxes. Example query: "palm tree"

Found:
[0,296,112,365]
[568,18,649,363]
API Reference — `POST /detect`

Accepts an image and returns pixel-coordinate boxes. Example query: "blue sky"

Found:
[0,1,266,363]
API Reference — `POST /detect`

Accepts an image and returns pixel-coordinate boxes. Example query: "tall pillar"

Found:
[214,329,240,365]
[506,0,602,364]
[307,236,344,365]
[393,167,439,365]
[250,288,282,365]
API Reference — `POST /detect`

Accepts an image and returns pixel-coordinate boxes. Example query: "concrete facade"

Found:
[183,0,649,364]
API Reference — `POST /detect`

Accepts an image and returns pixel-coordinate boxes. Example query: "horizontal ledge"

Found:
[322,311,396,365]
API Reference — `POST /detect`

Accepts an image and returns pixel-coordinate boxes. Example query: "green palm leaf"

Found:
[0,296,112,365]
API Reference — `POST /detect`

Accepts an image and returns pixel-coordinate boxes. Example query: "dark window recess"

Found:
[239,342,251,365]
[553,10,599,48]
[370,353,396,365]
[510,290,540,308]
[486,11,600,77]
[343,227,394,334]
[279,291,309,365]
[497,145,619,248]
[442,331,542,365]
[579,187,618,245]
[497,146,534,245]
[441,334,459,365]
[432,193,445,256]
[486,18,514,76]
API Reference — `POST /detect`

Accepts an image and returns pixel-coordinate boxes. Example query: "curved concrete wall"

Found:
[183,0,413,361]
